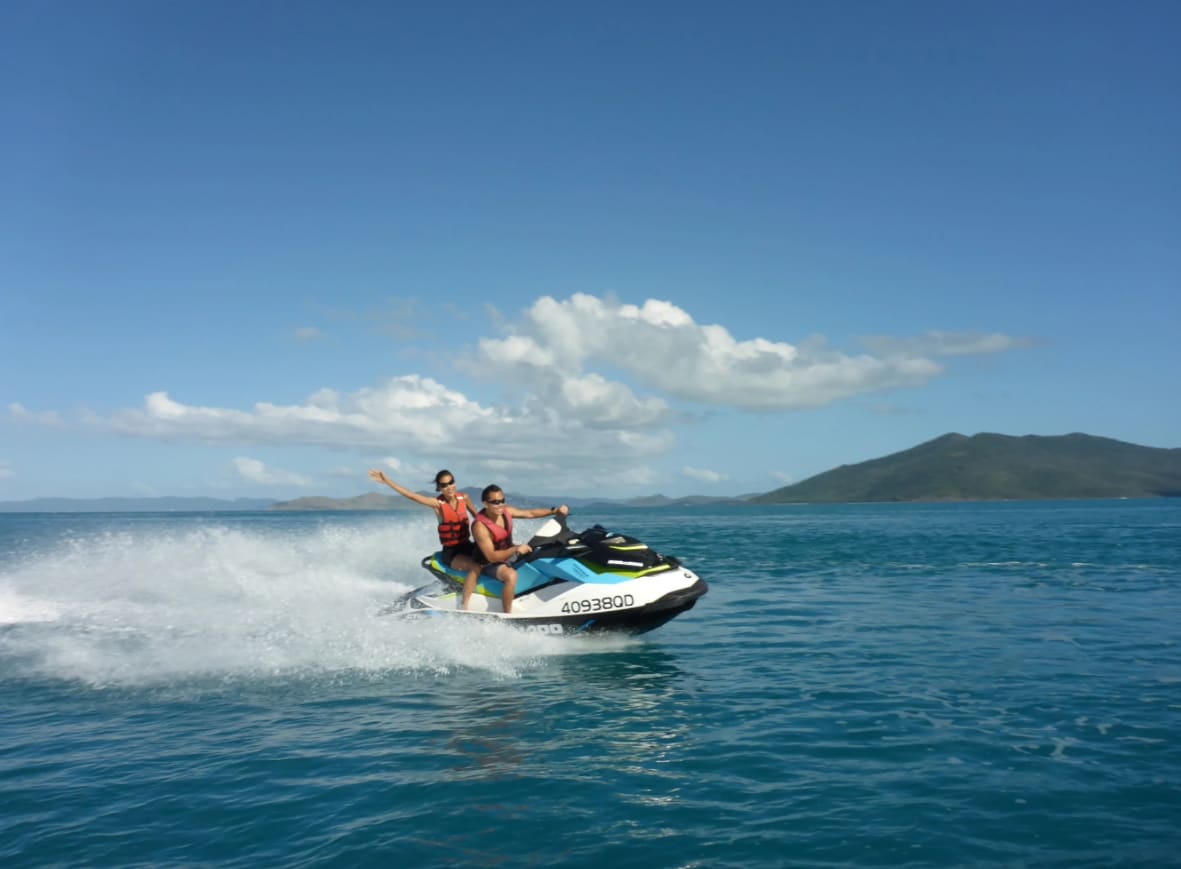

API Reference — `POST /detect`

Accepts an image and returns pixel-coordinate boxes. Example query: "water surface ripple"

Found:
[1,501,1179,866]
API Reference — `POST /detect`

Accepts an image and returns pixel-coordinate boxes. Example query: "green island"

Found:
[751,432,1181,503]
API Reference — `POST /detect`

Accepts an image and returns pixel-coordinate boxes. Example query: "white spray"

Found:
[0,515,626,685]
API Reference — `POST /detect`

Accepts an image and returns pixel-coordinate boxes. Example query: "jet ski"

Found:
[399,516,707,634]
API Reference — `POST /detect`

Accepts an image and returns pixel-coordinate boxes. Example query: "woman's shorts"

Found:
[440,541,479,567]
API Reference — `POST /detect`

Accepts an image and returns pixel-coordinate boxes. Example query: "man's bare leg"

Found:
[454,554,480,610]
[499,566,517,615]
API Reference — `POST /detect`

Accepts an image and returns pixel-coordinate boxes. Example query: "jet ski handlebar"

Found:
[515,515,629,566]
[525,513,578,548]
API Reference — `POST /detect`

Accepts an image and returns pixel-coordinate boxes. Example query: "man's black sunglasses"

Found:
[485,498,505,505]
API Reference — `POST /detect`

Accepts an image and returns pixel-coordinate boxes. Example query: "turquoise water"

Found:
[2,502,1179,867]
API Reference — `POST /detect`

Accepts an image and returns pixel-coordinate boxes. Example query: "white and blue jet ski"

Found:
[401,515,707,634]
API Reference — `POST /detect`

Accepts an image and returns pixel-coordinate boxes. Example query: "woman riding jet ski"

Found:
[405,515,708,634]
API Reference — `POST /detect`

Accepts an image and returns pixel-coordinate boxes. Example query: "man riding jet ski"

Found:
[404,515,708,634]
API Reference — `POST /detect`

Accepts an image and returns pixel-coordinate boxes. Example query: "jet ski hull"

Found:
[405,572,708,635]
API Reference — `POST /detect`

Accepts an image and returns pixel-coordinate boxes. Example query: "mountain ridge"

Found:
[751,432,1181,503]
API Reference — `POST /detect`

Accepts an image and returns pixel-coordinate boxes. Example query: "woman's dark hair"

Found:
[481,484,503,502]
[433,469,454,487]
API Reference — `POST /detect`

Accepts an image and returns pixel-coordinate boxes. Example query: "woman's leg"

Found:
[453,553,480,610]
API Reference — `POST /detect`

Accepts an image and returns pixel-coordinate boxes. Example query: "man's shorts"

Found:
[480,553,520,579]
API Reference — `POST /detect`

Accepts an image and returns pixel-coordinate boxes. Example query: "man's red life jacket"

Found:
[474,509,513,550]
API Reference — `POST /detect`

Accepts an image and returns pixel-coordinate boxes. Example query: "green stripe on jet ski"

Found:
[579,561,675,579]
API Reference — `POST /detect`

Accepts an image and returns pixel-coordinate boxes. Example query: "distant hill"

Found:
[270,488,489,511]
[0,496,277,513]
[270,492,418,511]
[751,433,1181,503]
[605,494,747,508]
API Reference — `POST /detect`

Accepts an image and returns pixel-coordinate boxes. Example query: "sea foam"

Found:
[0,515,601,685]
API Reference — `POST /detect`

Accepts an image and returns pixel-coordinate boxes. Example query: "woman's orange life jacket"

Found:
[474,509,513,550]
[436,493,471,548]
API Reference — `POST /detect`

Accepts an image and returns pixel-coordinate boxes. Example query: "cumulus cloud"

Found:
[232,457,310,487]
[530,372,669,430]
[95,375,672,493]
[472,294,1011,411]
[109,377,490,448]
[682,466,728,484]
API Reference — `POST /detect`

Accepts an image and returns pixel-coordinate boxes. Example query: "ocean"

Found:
[1,501,1179,867]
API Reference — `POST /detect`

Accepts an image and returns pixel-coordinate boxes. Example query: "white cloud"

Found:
[294,326,322,341]
[9,403,63,427]
[546,372,668,429]
[770,471,794,484]
[29,292,1025,496]
[0,464,13,479]
[682,466,728,484]
[473,294,1013,411]
[95,374,672,493]
[232,457,310,487]
[108,377,488,447]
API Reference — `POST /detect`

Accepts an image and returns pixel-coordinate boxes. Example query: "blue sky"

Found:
[2,0,1178,501]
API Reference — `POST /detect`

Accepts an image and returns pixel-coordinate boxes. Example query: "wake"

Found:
[0,517,626,685]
